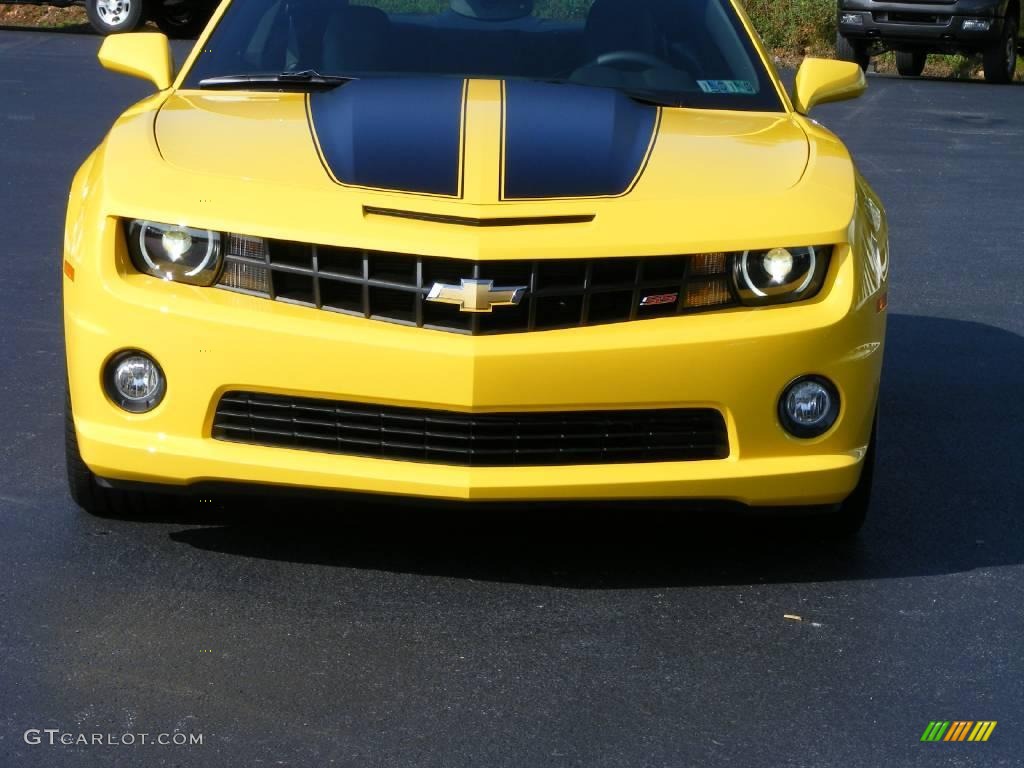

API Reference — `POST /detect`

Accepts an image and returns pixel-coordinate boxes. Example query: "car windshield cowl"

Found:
[198,70,357,91]
[182,0,783,113]
[594,86,687,108]
[196,70,686,107]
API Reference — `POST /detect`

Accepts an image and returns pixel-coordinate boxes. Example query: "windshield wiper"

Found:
[619,89,687,108]
[529,78,687,108]
[198,70,356,91]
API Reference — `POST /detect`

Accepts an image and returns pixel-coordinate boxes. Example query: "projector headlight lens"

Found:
[126,220,223,286]
[763,247,795,283]
[732,246,831,306]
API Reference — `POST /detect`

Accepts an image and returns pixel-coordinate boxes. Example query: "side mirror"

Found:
[98,33,174,91]
[793,58,866,115]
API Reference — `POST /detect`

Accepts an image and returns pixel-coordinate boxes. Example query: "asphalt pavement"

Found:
[1,28,1022,768]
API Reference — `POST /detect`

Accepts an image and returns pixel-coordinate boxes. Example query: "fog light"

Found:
[779,376,839,438]
[841,13,863,25]
[962,18,991,31]
[104,351,166,413]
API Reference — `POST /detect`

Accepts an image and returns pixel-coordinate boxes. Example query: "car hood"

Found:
[116,78,857,256]
[156,79,811,201]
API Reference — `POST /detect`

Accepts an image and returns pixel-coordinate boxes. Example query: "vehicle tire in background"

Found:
[153,0,211,39]
[895,50,927,77]
[85,0,145,35]
[836,33,870,71]
[983,11,1019,84]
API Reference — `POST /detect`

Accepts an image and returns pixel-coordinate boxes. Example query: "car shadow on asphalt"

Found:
[156,313,1023,588]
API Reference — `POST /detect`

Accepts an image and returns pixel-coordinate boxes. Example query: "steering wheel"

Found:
[593,50,669,71]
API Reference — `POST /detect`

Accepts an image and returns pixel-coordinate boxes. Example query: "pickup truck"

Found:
[837,0,1020,83]
[5,0,216,37]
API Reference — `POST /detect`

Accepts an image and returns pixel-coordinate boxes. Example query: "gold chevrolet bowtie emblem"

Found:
[426,279,527,313]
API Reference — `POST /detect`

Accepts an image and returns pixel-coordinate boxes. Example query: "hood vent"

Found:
[364,206,595,227]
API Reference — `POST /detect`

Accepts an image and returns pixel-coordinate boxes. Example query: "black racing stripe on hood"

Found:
[308,78,466,198]
[501,80,660,200]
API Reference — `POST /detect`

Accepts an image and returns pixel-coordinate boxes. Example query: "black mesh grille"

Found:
[213,392,730,467]
[217,239,737,335]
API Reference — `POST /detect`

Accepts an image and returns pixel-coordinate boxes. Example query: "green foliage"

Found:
[742,0,836,53]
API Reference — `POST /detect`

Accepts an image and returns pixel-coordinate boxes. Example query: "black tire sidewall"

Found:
[984,13,1018,83]
[836,33,869,71]
[822,415,878,537]
[153,3,209,38]
[896,50,927,77]
[65,389,104,513]
[65,389,170,518]
[1004,16,1019,80]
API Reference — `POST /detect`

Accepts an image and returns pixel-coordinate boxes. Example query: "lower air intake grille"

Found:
[213,392,730,467]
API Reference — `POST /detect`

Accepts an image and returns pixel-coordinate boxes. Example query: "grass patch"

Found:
[0,3,88,28]
[744,0,836,56]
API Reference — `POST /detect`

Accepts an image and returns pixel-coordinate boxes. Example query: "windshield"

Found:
[183,0,783,111]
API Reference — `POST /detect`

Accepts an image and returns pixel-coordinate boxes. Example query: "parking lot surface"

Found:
[1,29,1022,768]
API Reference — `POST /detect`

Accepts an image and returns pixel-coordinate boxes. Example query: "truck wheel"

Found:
[153,0,210,39]
[836,33,870,71]
[983,12,1019,84]
[85,0,145,35]
[895,50,927,77]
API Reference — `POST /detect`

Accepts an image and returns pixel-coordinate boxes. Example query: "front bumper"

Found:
[839,2,1007,48]
[65,221,886,507]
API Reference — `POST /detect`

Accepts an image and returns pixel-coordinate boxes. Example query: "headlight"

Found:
[125,220,223,286]
[731,246,831,306]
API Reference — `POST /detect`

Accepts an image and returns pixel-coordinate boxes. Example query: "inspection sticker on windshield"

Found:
[698,80,757,95]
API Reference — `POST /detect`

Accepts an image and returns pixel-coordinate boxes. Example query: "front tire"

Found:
[836,33,870,71]
[65,391,166,518]
[983,12,1019,84]
[895,50,927,77]
[817,419,878,537]
[85,0,145,35]
[65,391,109,515]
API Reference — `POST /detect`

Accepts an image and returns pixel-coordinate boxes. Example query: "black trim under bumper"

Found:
[93,475,842,518]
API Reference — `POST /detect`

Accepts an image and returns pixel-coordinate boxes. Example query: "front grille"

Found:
[216,236,737,335]
[213,392,730,467]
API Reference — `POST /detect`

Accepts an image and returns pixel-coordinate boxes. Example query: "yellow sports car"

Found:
[63,0,888,532]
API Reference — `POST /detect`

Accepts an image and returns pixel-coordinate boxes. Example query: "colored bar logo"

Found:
[921,721,997,742]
